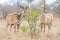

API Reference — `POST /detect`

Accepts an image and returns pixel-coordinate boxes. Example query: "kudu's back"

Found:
[6,13,21,25]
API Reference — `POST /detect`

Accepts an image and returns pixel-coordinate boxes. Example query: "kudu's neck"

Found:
[18,12,24,21]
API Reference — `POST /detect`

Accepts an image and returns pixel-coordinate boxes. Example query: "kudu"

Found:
[40,13,53,33]
[6,6,28,32]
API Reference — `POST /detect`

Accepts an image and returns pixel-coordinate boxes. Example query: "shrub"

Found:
[21,26,28,32]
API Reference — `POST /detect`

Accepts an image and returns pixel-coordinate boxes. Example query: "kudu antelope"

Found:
[40,13,53,33]
[6,6,28,32]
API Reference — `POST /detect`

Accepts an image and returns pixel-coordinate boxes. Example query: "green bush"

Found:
[27,9,38,18]
[21,26,28,32]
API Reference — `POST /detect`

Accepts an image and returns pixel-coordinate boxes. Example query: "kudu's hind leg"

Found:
[47,24,51,36]
[17,24,20,32]
[6,23,9,32]
[10,24,13,32]
[48,20,52,31]
[44,24,45,33]
[48,24,51,33]
[41,24,43,32]
[14,24,16,32]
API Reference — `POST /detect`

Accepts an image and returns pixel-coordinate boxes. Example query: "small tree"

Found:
[24,7,42,37]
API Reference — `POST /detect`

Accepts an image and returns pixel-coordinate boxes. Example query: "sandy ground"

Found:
[0,18,60,40]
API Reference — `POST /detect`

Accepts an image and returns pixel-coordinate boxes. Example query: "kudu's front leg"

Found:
[14,24,16,32]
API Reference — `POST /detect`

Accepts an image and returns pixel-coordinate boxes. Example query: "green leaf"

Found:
[21,26,28,32]
[28,9,38,18]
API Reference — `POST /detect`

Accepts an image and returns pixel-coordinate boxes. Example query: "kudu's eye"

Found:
[22,7,24,9]
[25,7,28,9]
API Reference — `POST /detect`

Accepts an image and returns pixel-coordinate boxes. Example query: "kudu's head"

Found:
[18,6,28,20]
[20,6,28,14]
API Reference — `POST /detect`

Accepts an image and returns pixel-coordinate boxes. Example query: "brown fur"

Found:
[6,13,21,32]
[41,13,53,33]
[6,6,28,32]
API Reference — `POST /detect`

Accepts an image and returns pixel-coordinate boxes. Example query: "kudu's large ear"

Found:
[25,6,28,9]
[25,6,28,11]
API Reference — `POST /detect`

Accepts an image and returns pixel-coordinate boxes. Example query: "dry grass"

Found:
[0,18,60,40]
